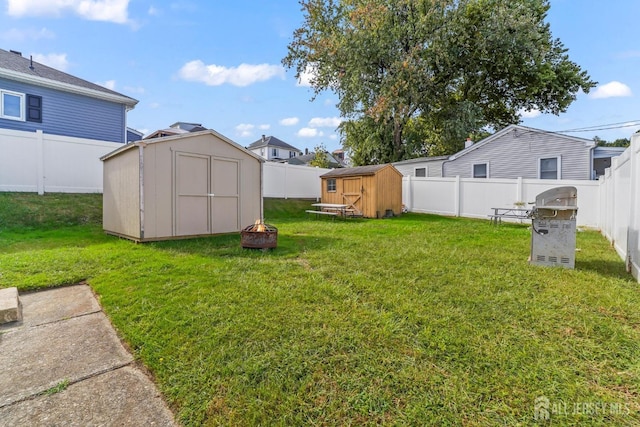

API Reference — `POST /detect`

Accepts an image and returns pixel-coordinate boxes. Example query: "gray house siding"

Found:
[0,77,127,143]
[393,158,447,177]
[443,126,593,180]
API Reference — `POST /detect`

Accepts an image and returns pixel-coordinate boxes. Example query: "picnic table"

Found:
[488,207,531,225]
[306,203,350,219]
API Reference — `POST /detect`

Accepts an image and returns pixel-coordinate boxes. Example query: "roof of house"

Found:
[101,129,264,163]
[449,124,595,161]
[247,135,301,152]
[0,48,138,108]
[320,164,397,178]
[287,152,344,168]
[392,155,450,165]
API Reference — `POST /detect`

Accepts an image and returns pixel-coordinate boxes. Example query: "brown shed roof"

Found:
[320,164,393,178]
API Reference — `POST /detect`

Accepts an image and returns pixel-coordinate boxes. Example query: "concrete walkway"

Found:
[0,285,177,426]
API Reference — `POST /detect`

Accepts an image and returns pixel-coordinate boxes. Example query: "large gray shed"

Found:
[101,129,263,242]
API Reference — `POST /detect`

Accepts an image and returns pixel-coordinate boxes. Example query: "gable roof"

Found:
[101,129,264,162]
[287,152,344,168]
[449,124,595,161]
[0,48,138,108]
[247,135,301,152]
[392,155,449,166]
[320,164,398,178]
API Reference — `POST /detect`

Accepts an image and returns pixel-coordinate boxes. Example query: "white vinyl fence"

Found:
[262,162,329,199]
[0,128,330,198]
[598,134,640,281]
[403,176,600,228]
[0,128,121,194]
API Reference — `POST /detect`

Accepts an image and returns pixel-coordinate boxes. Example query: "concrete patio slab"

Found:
[0,312,133,407]
[0,366,176,426]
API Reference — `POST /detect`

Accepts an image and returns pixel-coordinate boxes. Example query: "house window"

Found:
[415,167,426,177]
[271,148,278,157]
[289,151,296,158]
[539,157,560,179]
[1,90,25,121]
[472,163,488,178]
[327,178,337,192]
[260,148,265,156]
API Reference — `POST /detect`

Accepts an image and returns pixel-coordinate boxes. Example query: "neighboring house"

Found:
[144,122,208,139]
[394,125,620,180]
[127,127,144,143]
[247,135,302,161]
[284,151,344,168]
[0,48,137,143]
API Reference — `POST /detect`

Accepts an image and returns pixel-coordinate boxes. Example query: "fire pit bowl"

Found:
[241,221,277,249]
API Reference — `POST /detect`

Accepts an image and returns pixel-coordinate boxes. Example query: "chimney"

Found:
[465,137,473,149]
[305,148,309,155]
[261,135,266,143]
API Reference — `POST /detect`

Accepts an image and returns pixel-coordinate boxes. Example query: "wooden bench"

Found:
[305,210,339,219]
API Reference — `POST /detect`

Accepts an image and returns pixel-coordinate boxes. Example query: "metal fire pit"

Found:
[241,222,278,249]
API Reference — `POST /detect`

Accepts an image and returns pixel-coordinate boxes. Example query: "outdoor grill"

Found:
[241,220,278,249]
[529,186,578,269]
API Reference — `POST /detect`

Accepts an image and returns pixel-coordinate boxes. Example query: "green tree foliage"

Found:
[593,136,630,147]
[283,0,596,164]
[310,143,331,168]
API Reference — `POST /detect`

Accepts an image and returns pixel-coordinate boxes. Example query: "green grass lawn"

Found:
[1,193,639,426]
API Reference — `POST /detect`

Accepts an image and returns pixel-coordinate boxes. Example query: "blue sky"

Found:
[1,0,639,153]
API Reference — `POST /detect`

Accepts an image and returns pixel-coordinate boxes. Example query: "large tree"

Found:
[283,0,595,164]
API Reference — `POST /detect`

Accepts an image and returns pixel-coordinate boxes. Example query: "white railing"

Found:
[262,162,329,199]
[0,128,121,194]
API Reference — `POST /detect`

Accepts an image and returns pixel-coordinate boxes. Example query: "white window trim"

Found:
[271,148,278,158]
[327,178,337,192]
[472,162,489,178]
[538,156,561,180]
[414,167,427,178]
[1,89,25,121]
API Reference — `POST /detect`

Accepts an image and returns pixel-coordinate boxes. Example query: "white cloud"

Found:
[519,108,541,119]
[297,128,324,138]
[329,134,338,140]
[7,0,130,24]
[279,117,299,126]
[178,60,285,87]
[308,117,342,128]
[235,123,254,137]
[0,27,55,42]
[98,80,117,90]
[149,102,161,109]
[589,81,632,99]
[32,53,69,71]
[258,124,270,130]
[297,64,317,87]
[148,6,160,16]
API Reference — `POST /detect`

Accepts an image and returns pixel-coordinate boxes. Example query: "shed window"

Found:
[472,163,488,178]
[26,94,42,123]
[415,167,426,177]
[327,178,337,192]
[1,90,25,121]
[539,157,560,179]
